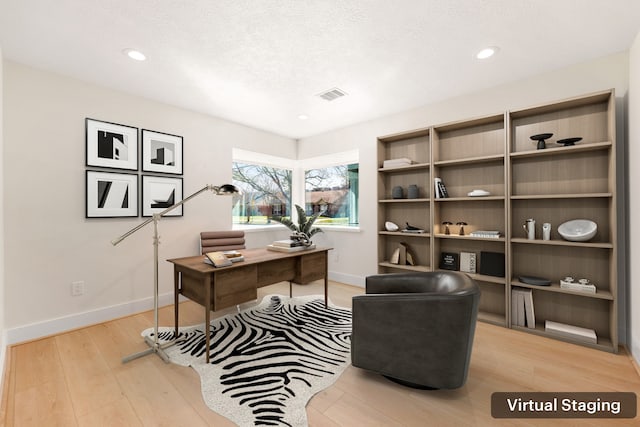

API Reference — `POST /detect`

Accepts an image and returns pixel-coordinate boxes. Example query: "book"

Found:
[439,252,459,270]
[511,288,525,327]
[433,177,449,199]
[267,244,315,253]
[545,320,597,344]
[459,252,476,273]
[382,158,413,168]
[469,230,501,238]
[560,278,597,294]
[479,251,505,277]
[204,251,232,267]
[521,288,535,329]
[272,239,305,247]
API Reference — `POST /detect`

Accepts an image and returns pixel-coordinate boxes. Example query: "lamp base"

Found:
[121,336,179,364]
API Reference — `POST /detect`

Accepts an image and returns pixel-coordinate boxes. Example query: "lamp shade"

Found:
[215,184,240,195]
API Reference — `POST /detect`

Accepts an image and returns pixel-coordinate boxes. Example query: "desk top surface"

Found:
[167,246,331,273]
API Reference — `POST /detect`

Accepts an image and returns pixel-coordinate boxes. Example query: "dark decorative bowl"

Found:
[557,137,582,146]
[530,133,553,150]
[518,275,551,286]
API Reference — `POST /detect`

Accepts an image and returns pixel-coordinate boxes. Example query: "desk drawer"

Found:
[214,265,257,310]
[257,258,296,287]
[294,251,327,284]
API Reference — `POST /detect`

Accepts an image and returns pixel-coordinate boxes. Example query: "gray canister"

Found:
[392,186,404,199]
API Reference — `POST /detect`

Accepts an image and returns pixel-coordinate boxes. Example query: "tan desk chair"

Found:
[200,230,245,254]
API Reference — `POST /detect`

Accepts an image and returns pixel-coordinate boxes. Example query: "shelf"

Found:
[379,198,429,203]
[379,231,430,238]
[478,311,506,326]
[511,237,613,249]
[511,280,613,300]
[378,163,430,173]
[434,154,504,167]
[378,127,430,142]
[511,193,612,200]
[435,196,505,202]
[510,141,612,159]
[512,324,615,353]
[435,233,505,243]
[378,262,430,272]
[465,272,506,285]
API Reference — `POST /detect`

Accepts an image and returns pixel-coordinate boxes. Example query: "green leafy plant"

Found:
[273,204,323,242]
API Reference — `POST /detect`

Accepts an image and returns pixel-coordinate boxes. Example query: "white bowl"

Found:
[558,219,597,242]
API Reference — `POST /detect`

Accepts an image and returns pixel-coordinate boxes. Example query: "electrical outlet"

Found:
[71,281,84,296]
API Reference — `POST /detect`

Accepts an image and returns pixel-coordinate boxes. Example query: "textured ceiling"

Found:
[1,0,640,139]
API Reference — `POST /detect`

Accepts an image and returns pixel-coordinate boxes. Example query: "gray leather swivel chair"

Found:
[351,271,480,389]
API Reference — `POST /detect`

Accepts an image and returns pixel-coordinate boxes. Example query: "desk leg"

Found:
[174,269,180,339]
[324,252,329,308]
[204,274,212,363]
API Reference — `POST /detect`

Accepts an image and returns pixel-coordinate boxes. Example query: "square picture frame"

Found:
[86,170,138,218]
[142,175,183,217]
[142,129,183,175]
[86,118,138,170]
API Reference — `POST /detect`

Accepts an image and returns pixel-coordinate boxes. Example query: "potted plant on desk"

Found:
[273,204,323,247]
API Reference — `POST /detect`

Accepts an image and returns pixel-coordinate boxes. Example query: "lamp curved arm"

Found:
[111,184,239,246]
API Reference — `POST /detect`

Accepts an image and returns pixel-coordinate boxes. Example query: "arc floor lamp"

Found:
[112,183,239,363]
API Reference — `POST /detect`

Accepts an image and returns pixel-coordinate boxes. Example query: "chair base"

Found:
[383,375,438,390]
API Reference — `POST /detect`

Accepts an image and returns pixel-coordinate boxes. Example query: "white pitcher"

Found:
[523,219,536,240]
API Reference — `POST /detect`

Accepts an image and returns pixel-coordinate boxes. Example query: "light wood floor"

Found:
[2,280,639,426]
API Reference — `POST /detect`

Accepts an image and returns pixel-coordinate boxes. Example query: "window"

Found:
[305,163,359,226]
[232,148,359,230]
[232,161,292,225]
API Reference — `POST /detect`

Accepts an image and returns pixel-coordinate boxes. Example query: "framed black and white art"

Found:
[86,171,138,218]
[142,175,183,217]
[142,129,183,175]
[86,118,138,170]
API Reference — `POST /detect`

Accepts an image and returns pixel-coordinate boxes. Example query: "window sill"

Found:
[233,224,361,233]
[316,225,361,233]
[233,224,287,233]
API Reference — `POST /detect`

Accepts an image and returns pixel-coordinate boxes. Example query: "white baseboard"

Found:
[329,271,365,288]
[0,330,7,403]
[5,292,179,346]
[4,272,365,346]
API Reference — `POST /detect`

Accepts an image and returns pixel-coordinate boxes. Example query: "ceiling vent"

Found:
[317,87,347,101]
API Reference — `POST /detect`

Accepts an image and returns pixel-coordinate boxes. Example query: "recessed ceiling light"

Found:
[123,48,146,61]
[476,46,499,60]
[298,114,309,120]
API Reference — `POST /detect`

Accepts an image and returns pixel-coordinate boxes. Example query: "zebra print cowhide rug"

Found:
[142,294,352,427]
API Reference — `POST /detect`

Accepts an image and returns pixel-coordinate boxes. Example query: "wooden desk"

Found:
[168,247,331,362]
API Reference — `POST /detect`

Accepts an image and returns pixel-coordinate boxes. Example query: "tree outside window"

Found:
[232,162,292,225]
[305,163,359,226]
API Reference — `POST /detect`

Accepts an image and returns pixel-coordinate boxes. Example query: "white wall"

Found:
[0,46,6,396]
[2,61,296,343]
[629,33,640,362]
[299,51,631,336]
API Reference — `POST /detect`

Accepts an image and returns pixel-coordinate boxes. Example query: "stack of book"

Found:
[267,239,315,253]
[222,251,244,263]
[469,230,501,238]
[511,287,535,329]
[382,158,413,168]
[545,320,597,344]
[434,177,449,198]
[204,250,245,267]
[560,278,597,294]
